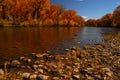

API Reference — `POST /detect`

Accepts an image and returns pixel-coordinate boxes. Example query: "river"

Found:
[0,27,120,62]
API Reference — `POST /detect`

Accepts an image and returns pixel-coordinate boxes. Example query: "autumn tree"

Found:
[0,0,84,27]
[100,13,113,27]
[85,19,97,26]
[30,0,50,19]
[61,10,77,26]
[112,5,120,27]
[0,0,6,19]
[73,15,84,26]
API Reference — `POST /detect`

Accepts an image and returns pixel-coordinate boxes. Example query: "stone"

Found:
[65,49,70,51]
[0,69,4,75]
[45,51,51,54]
[102,68,111,72]
[22,58,31,63]
[71,47,76,50]
[53,65,57,69]
[106,72,113,77]
[33,65,38,70]
[37,68,44,74]
[35,54,42,58]
[20,57,25,61]
[34,60,41,64]
[74,68,79,73]
[32,53,36,55]
[29,74,37,79]
[72,75,80,79]
[37,74,49,80]
[38,65,43,67]
[26,66,31,69]
[52,77,59,80]
[11,60,21,67]
[27,59,32,63]
[21,66,26,68]
[22,72,30,79]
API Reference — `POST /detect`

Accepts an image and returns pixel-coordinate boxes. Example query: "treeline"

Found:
[85,5,120,27]
[0,0,84,27]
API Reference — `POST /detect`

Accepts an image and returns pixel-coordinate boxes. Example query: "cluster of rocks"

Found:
[0,34,120,80]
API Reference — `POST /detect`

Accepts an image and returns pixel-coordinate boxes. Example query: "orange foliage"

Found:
[85,19,97,26]
[112,6,120,27]
[85,5,120,27]
[0,0,84,26]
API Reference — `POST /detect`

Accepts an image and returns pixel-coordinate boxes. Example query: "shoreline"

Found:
[0,33,120,80]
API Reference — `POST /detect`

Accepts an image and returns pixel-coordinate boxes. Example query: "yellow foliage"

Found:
[58,19,68,25]
[44,19,54,25]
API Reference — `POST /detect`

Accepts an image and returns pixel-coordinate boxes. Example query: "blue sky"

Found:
[51,0,120,20]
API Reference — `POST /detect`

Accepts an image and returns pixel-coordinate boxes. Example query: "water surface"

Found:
[0,27,120,61]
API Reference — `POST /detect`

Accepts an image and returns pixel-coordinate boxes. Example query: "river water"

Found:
[0,27,120,61]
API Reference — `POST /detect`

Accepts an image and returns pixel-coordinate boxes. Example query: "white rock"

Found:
[34,60,41,64]
[37,74,49,80]
[20,57,25,61]
[73,75,80,79]
[38,68,44,74]
[106,72,113,77]
[11,60,21,67]
[52,77,59,80]
[27,59,32,63]
[102,68,111,72]
[30,74,37,79]
[33,65,38,70]
[36,54,42,58]
[22,72,30,79]
[32,53,36,55]
[0,69,4,75]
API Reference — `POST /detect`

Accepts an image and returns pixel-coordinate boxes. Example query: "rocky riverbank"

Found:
[0,33,120,80]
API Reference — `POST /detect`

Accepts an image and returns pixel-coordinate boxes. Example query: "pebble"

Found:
[20,57,25,61]
[72,75,80,79]
[52,77,59,80]
[37,68,44,74]
[35,54,42,58]
[27,59,32,63]
[33,65,38,70]
[22,72,30,79]
[10,60,21,67]
[0,69,4,75]
[29,74,37,79]
[37,74,49,80]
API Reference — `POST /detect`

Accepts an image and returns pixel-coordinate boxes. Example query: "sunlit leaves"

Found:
[112,5,120,27]
[0,0,84,26]
[85,5,120,27]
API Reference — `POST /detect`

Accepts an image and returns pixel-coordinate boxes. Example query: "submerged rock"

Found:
[10,60,21,67]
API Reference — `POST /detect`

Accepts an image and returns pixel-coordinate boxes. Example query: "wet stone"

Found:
[22,72,30,79]
[37,74,49,80]
[35,54,43,58]
[20,57,25,61]
[37,68,44,74]
[52,77,59,80]
[10,60,21,67]
[29,74,37,79]
[72,75,80,80]
[33,65,38,70]
[0,69,4,75]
